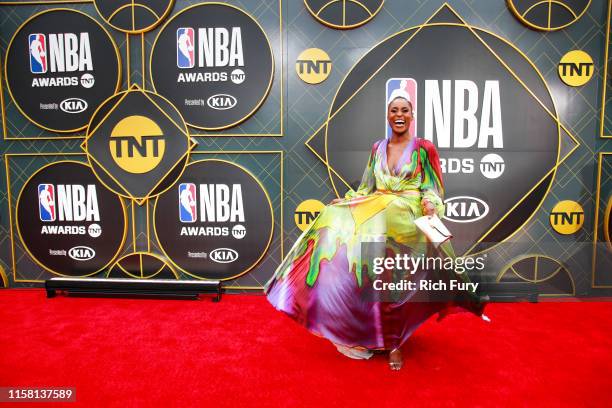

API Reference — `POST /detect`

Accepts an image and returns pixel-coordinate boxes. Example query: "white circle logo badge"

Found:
[231,69,246,84]
[232,224,246,239]
[480,153,505,179]
[88,223,102,238]
[80,73,95,88]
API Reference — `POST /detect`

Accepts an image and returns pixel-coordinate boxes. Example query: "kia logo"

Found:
[206,94,237,110]
[68,246,96,261]
[60,98,88,113]
[209,248,238,263]
[444,196,489,223]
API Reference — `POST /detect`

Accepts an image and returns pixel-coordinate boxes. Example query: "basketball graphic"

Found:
[107,252,178,279]
[497,255,575,296]
[507,0,591,31]
[304,0,384,29]
[94,0,175,33]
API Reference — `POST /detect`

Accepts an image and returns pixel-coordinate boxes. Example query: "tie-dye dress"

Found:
[266,137,484,350]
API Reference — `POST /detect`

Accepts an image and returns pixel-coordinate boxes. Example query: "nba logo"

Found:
[178,183,197,223]
[38,184,56,222]
[176,28,195,69]
[29,34,47,74]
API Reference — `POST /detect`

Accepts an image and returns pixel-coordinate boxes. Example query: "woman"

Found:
[265,86,486,370]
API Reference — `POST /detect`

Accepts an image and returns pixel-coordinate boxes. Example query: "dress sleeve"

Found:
[419,140,445,217]
[344,141,379,199]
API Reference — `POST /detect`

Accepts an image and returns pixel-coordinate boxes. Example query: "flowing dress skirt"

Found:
[265,191,484,350]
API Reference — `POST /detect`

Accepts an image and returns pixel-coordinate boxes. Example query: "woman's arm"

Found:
[343,141,380,200]
[418,140,445,217]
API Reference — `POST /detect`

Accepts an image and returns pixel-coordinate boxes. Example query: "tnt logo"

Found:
[558,50,594,87]
[550,200,584,235]
[480,153,505,179]
[29,33,47,74]
[294,199,325,231]
[38,184,56,221]
[230,69,245,84]
[177,28,195,69]
[109,115,166,174]
[179,183,197,223]
[295,48,332,84]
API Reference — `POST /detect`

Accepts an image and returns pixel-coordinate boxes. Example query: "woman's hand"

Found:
[421,198,436,216]
[330,198,344,205]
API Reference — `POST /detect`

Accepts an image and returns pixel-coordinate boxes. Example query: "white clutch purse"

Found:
[414,214,453,247]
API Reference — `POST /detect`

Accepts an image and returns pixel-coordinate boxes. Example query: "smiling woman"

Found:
[265,81,486,370]
[386,97,414,173]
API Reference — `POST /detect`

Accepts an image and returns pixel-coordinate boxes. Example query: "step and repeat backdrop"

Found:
[0,0,610,296]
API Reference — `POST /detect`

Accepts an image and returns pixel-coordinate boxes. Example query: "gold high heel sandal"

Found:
[388,348,403,371]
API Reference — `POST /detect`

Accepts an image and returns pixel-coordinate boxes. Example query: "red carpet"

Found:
[0,289,610,407]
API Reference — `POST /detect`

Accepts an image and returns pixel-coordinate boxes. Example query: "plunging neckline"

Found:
[384,136,415,175]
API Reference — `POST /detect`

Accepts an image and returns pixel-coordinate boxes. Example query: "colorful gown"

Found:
[265,137,484,350]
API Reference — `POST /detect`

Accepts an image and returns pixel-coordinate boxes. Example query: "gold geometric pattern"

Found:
[93,0,175,34]
[106,251,178,279]
[4,153,128,283]
[497,254,576,296]
[0,0,609,296]
[1,6,121,140]
[84,84,193,205]
[305,4,581,257]
[507,0,592,31]
[185,0,284,137]
[150,151,285,290]
[304,0,384,29]
[600,0,611,138]
[0,263,7,287]
[592,152,612,287]
[605,197,611,250]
